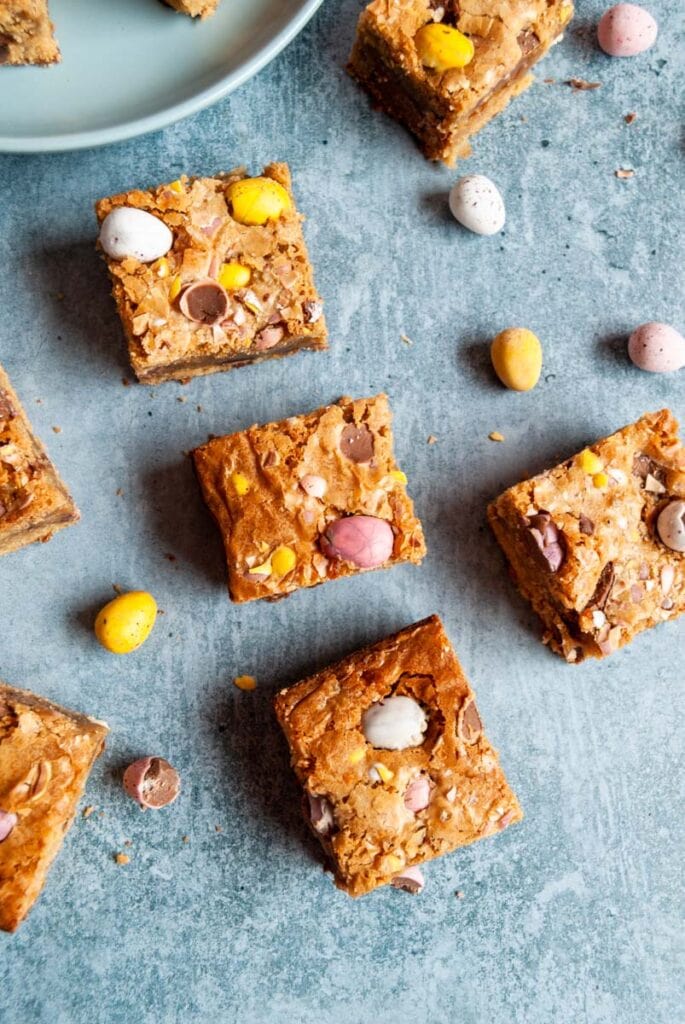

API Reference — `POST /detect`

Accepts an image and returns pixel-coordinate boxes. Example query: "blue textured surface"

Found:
[0,2,683,1022]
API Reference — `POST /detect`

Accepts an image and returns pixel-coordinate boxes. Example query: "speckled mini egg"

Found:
[597,4,658,57]
[448,174,505,236]
[628,322,685,373]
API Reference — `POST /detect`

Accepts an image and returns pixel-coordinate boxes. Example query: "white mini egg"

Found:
[449,174,506,236]
[98,207,173,262]
[628,322,685,373]
[361,696,428,750]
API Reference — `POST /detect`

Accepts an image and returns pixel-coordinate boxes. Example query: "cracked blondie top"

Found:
[193,394,426,603]
[348,0,574,164]
[0,683,108,932]
[488,410,685,662]
[274,615,522,897]
[0,364,79,557]
[0,0,59,65]
[95,163,326,384]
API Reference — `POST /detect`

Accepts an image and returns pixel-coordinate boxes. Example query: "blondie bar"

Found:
[488,410,685,662]
[0,364,79,557]
[192,394,426,603]
[274,615,522,897]
[348,0,574,165]
[0,683,108,932]
[0,0,59,65]
[95,163,326,384]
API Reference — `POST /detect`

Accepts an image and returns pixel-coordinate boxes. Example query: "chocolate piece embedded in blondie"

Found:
[488,410,685,663]
[0,364,79,557]
[162,0,219,17]
[192,394,426,603]
[95,163,327,384]
[0,683,108,932]
[0,0,60,65]
[274,615,522,897]
[348,0,574,165]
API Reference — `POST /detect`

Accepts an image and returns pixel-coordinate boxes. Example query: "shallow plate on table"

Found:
[0,0,325,153]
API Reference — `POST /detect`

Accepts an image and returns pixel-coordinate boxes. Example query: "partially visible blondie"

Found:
[95,163,326,384]
[488,410,685,662]
[275,615,522,897]
[0,683,108,932]
[0,0,59,65]
[348,0,574,165]
[162,0,220,17]
[0,364,79,557]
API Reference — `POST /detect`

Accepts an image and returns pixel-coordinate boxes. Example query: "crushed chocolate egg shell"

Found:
[339,423,374,463]
[178,280,229,325]
[391,865,425,894]
[526,512,566,572]
[656,500,685,552]
[0,809,17,842]
[307,793,335,836]
[123,757,181,810]
[320,515,394,568]
[403,775,432,812]
[362,695,428,750]
[299,474,327,499]
[458,699,483,744]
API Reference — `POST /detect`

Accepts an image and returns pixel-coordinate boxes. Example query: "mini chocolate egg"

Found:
[449,174,505,236]
[597,4,658,57]
[628,322,685,373]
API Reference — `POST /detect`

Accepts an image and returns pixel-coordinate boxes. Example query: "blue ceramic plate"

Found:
[0,0,325,153]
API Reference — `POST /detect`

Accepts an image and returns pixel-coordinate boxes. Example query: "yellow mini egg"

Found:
[95,591,158,654]
[490,327,543,392]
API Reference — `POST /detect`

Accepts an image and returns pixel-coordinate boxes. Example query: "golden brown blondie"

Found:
[274,615,522,897]
[348,0,574,165]
[0,683,108,932]
[0,0,59,65]
[162,0,219,17]
[488,410,685,662]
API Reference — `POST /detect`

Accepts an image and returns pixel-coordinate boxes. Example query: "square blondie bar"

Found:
[348,0,574,165]
[95,163,326,384]
[193,394,426,603]
[0,683,108,932]
[488,410,685,662]
[274,615,522,897]
[0,0,59,65]
[0,364,79,557]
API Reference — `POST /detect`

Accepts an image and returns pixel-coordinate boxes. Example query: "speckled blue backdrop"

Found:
[0,1,683,1022]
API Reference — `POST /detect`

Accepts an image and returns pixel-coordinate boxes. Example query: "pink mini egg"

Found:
[628,322,685,373]
[598,4,657,57]
[320,515,394,568]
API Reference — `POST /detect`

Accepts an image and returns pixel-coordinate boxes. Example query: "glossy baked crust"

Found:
[0,365,79,557]
[0,0,60,65]
[0,683,108,932]
[488,409,685,662]
[274,615,522,896]
[95,163,327,383]
[193,394,426,603]
[348,0,574,165]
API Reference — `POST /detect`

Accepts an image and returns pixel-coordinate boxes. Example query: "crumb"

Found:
[164,553,177,562]
[615,168,635,179]
[122,378,130,387]
[82,805,95,819]
[400,334,414,347]
[488,431,505,442]
[116,488,124,497]
[52,426,61,434]
[35,398,42,404]
[455,890,465,899]
[565,78,601,91]
[543,77,556,84]
[182,835,190,844]
[624,112,637,124]
[519,115,527,122]
[98,811,106,818]
[124,840,133,847]
[158,609,166,615]
[112,583,123,595]
[114,852,130,865]
[234,674,257,691]
[427,435,438,445]
[215,825,223,833]
[197,405,203,413]
[178,396,187,403]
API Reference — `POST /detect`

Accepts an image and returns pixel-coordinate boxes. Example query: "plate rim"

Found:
[0,0,326,155]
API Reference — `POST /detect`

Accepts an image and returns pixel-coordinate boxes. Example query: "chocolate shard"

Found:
[587,562,615,611]
[339,423,374,464]
[578,514,595,535]
[517,29,540,57]
[525,511,567,573]
[458,698,482,744]
[632,453,667,485]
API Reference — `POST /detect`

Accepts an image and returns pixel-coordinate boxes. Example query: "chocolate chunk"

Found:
[458,698,482,744]
[517,29,540,56]
[339,423,374,464]
[178,280,228,325]
[578,514,595,535]
[525,511,566,573]
[0,390,15,423]
[632,453,667,485]
[588,562,615,611]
